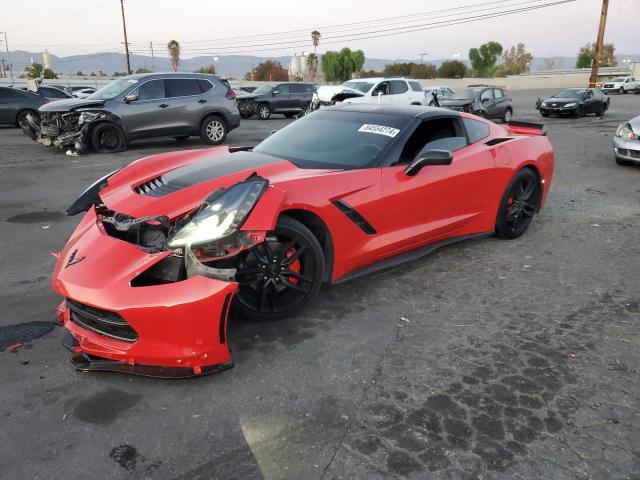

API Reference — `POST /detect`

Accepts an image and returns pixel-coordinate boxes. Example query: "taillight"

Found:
[225,89,236,100]
[41,98,50,104]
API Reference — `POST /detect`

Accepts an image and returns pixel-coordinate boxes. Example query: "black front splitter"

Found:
[61,328,234,379]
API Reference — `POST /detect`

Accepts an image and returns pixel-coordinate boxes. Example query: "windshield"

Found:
[254,110,412,169]
[342,81,374,93]
[252,85,274,95]
[555,89,585,99]
[88,78,138,100]
[611,77,625,82]
[450,88,482,100]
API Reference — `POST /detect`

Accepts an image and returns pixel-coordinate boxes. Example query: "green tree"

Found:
[382,63,412,77]
[135,67,152,74]
[501,43,533,75]
[113,71,127,77]
[359,69,382,78]
[42,68,57,79]
[195,65,216,74]
[438,60,467,78]
[75,70,84,76]
[167,39,181,72]
[469,41,503,77]
[250,60,288,81]
[410,63,437,79]
[321,48,365,82]
[26,62,44,78]
[576,42,617,68]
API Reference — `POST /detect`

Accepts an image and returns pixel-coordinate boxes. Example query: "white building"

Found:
[288,53,310,81]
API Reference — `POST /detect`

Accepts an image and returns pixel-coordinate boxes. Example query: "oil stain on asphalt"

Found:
[5,211,66,224]
[73,388,143,425]
[0,321,56,351]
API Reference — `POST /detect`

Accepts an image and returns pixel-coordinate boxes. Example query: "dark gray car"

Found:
[440,86,513,122]
[236,82,316,120]
[0,86,66,126]
[24,73,241,153]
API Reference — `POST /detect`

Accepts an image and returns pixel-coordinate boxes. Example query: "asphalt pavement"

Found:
[1,90,639,480]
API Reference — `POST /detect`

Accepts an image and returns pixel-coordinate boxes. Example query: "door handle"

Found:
[159,103,169,108]
[198,99,207,104]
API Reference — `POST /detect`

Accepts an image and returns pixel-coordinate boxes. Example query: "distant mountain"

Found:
[3,50,639,78]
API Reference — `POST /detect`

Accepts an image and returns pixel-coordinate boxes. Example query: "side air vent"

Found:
[485,138,512,146]
[332,199,377,235]
[134,176,187,197]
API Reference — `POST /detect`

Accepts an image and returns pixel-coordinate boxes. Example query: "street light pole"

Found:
[589,0,609,87]
[119,0,132,75]
[1,32,14,83]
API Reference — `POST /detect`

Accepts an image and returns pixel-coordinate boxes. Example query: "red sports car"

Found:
[52,105,554,377]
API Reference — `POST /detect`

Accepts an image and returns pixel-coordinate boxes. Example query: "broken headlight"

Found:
[168,177,268,249]
[616,123,637,140]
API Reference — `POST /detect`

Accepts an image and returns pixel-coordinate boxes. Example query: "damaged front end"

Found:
[53,173,285,377]
[27,109,112,154]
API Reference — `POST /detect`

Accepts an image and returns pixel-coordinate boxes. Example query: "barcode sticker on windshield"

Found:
[358,124,400,138]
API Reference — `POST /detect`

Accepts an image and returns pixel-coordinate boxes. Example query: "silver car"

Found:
[614,115,640,166]
[24,73,240,153]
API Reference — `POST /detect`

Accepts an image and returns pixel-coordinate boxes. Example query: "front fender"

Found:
[241,185,287,232]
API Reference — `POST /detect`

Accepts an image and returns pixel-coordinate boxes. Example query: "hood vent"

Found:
[134,176,188,197]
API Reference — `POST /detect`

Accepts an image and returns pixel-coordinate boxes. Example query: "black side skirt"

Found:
[333,232,492,285]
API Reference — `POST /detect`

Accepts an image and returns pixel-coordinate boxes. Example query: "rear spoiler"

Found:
[504,120,547,136]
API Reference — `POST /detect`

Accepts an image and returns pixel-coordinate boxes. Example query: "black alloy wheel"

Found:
[234,216,324,321]
[91,123,126,153]
[495,169,540,239]
[16,109,38,128]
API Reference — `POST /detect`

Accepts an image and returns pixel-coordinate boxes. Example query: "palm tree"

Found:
[311,30,321,54]
[167,40,181,72]
[306,53,318,80]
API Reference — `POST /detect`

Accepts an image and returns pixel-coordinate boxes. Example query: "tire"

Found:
[616,158,633,166]
[90,123,126,153]
[619,87,624,94]
[174,135,190,141]
[240,112,252,119]
[233,216,325,321]
[502,109,513,123]
[572,106,583,118]
[256,103,271,120]
[200,115,227,145]
[16,109,38,128]
[283,113,295,118]
[495,169,540,240]
[596,103,606,116]
[540,111,549,118]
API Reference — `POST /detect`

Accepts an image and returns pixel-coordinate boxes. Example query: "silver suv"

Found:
[24,73,240,153]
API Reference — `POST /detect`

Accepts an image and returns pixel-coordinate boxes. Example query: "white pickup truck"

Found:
[601,77,637,94]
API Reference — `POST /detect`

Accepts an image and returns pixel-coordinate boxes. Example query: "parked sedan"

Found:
[613,115,640,166]
[440,86,513,122]
[72,87,97,99]
[538,88,609,118]
[23,73,240,153]
[0,86,49,126]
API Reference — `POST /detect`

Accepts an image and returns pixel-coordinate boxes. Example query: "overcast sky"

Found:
[2,0,639,60]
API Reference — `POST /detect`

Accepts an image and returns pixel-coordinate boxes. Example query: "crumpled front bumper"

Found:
[52,208,237,377]
[613,135,640,163]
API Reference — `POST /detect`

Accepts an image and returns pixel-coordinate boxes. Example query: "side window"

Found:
[42,88,67,98]
[463,118,490,143]
[166,79,202,98]
[289,84,305,94]
[306,84,316,93]
[493,88,504,99]
[480,89,493,102]
[390,80,409,95]
[198,79,214,93]
[409,81,423,92]
[136,79,166,100]
[372,82,390,96]
[398,118,466,164]
[274,84,290,94]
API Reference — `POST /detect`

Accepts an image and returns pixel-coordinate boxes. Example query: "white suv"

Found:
[316,78,428,106]
[602,77,637,94]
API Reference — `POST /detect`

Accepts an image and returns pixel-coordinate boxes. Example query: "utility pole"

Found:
[589,0,609,87]
[150,41,155,72]
[1,59,5,78]
[119,0,132,74]
[1,32,14,83]
[419,53,428,64]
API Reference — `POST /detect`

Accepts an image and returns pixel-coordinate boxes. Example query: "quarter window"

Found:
[136,80,166,100]
[409,81,423,92]
[493,89,504,99]
[289,84,306,93]
[463,118,490,143]
[390,80,409,94]
[165,79,202,97]
[197,79,214,93]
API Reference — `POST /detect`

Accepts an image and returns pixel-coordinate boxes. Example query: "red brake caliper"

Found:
[285,248,301,284]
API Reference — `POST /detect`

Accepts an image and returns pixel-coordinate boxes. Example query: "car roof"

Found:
[326,103,461,119]
[350,77,416,83]
[117,72,222,80]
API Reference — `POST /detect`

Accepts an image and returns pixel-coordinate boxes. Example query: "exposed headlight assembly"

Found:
[169,177,268,249]
[78,111,102,125]
[563,102,577,108]
[616,123,637,140]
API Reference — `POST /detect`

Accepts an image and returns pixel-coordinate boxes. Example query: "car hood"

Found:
[39,97,106,112]
[439,99,473,106]
[542,97,580,104]
[99,147,339,220]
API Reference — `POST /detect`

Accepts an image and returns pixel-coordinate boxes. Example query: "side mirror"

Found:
[272,90,280,96]
[404,150,453,176]
[123,93,138,103]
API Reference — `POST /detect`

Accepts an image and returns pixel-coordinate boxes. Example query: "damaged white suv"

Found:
[315,78,428,106]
